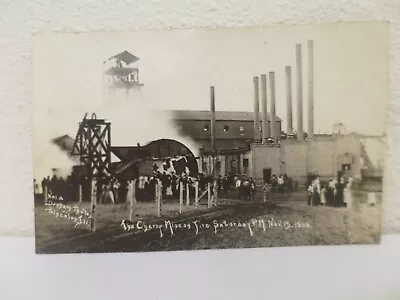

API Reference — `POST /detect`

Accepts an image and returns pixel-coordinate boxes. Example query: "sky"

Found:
[32,21,390,178]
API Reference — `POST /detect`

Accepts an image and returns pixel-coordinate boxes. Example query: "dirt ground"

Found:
[35,189,382,254]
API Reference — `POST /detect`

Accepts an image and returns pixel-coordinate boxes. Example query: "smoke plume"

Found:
[33,92,200,181]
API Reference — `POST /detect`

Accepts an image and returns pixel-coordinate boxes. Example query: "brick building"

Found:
[170,110,282,151]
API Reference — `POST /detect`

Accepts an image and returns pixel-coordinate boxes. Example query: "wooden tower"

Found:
[103,50,144,99]
[70,113,112,179]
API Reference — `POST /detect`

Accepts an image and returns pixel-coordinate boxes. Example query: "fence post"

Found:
[128,180,136,222]
[186,183,190,206]
[133,179,137,215]
[195,181,199,209]
[207,182,212,208]
[213,180,218,206]
[78,184,82,203]
[128,180,133,221]
[156,180,162,217]
[155,181,158,204]
[43,186,48,204]
[90,179,97,232]
[179,181,183,213]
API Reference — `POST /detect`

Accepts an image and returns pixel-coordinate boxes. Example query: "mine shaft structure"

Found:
[70,113,112,179]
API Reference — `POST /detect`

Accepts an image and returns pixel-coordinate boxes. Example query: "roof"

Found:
[111,146,150,161]
[110,51,139,65]
[51,135,75,153]
[111,138,195,161]
[167,110,282,122]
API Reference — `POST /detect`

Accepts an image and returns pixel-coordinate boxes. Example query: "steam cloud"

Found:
[33,92,200,181]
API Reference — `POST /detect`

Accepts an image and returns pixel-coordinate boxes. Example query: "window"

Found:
[342,164,351,171]
[216,161,221,171]
[224,125,229,132]
[203,125,209,132]
[243,159,249,167]
[239,126,245,135]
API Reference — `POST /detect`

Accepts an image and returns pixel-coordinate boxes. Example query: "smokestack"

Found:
[253,76,260,142]
[210,86,216,152]
[285,66,293,135]
[269,72,276,140]
[260,74,269,144]
[296,43,304,141]
[308,40,314,139]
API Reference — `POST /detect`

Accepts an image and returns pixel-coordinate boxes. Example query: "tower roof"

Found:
[111,51,139,65]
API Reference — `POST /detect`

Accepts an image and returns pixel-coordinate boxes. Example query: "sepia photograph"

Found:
[33,21,389,254]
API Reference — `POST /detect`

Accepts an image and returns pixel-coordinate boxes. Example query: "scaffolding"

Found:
[70,113,112,179]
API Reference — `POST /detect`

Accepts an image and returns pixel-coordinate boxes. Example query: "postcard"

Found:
[33,21,389,254]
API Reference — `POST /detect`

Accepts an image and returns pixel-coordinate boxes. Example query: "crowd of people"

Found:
[37,159,214,204]
[211,173,295,202]
[307,172,354,207]
[37,165,355,209]
[37,174,124,204]
[37,175,78,202]
[36,169,298,204]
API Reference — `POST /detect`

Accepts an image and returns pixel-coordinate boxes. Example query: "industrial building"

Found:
[169,110,282,151]
[199,134,362,184]
[198,40,384,185]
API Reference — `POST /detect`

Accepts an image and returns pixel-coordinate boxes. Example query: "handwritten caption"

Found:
[47,192,64,202]
[121,218,312,238]
[45,201,91,229]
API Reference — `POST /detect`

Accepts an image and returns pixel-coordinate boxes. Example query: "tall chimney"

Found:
[253,76,260,142]
[285,66,293,135]
[210,86,216,152]
[307,40,314,139]
[269,71,276,140]
[296,43,304,141]
[260,74,269,144]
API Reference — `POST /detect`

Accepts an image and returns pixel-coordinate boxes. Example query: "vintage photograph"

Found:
[33,22,389,254]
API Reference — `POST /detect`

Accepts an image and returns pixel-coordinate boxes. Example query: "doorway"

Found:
[341,163,352,178]
[263,168,272,183]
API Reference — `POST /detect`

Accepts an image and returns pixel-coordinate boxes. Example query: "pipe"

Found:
[269,71,276,140]
[296,43,304,141]
[210,86,216,152]
[260,74,269,143]
[308,40,314,139]
[285,66,293,135]
[253,76,260,142]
